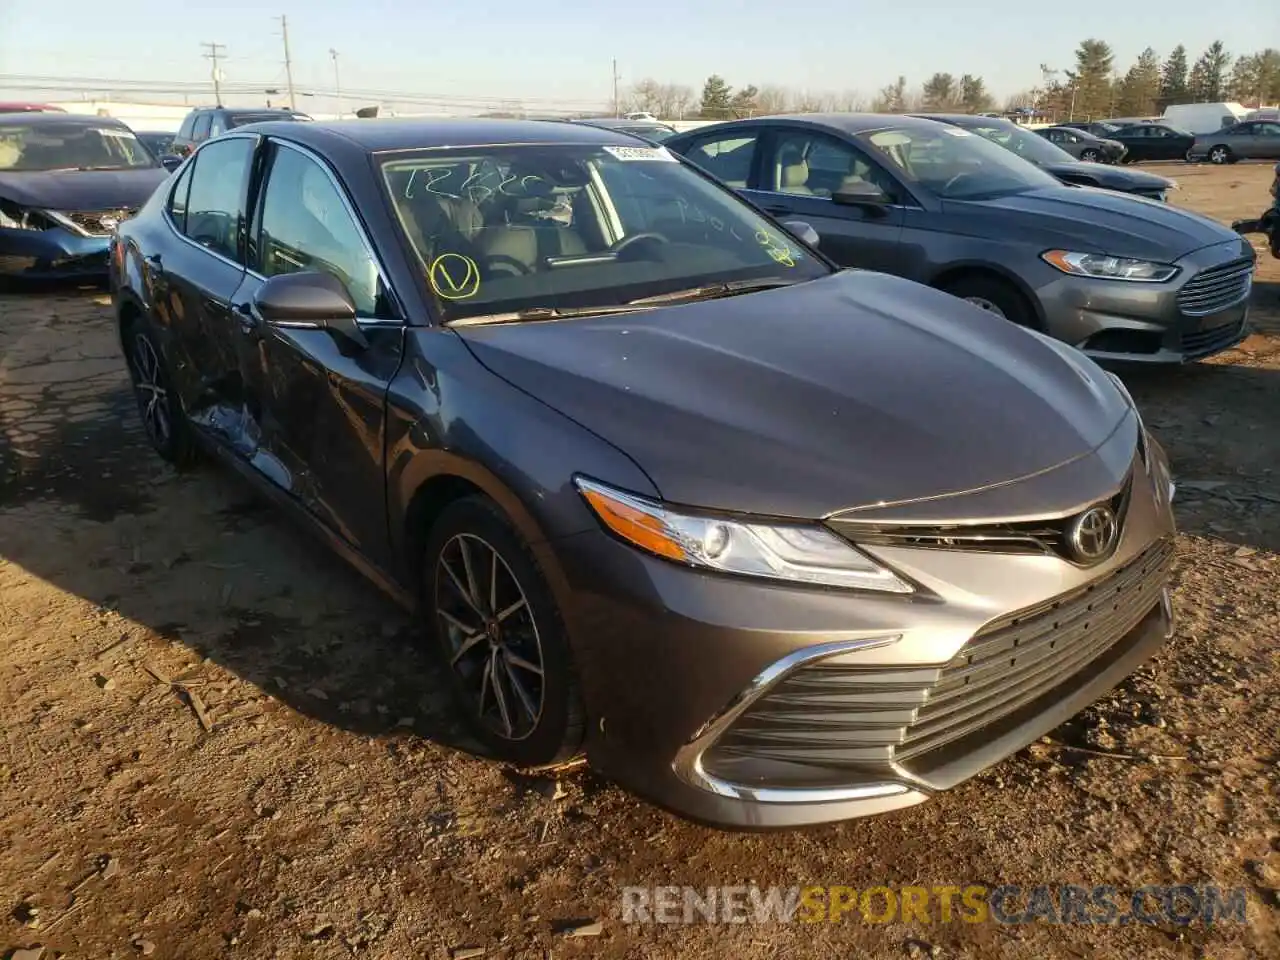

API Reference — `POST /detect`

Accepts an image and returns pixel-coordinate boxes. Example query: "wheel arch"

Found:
[928,262,1046,330]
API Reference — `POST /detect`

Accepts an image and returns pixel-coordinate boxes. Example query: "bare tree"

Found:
[755,85,792,115]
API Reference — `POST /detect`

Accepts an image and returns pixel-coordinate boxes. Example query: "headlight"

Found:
[1042,250,1178,282]
[574,477,913,593]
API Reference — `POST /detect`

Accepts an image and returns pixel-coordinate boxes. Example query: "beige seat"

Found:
[478,225,588,273]
[780,160,815,195]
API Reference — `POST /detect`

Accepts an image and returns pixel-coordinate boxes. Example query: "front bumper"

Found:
[1035,238,1256,364]
[0,226,111,279]
[558,439,1177,829]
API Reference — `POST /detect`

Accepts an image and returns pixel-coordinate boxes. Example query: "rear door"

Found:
[1258,122,1280,159]
[746,126,908,275]
[229,138,404,564]
[152,135,258,438]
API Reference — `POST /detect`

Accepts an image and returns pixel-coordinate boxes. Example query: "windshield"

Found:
[0,122,157,171]
[380,143,829,323]
[959,122,1074,165]
[859,124,1061,200]
[624,125,676,142]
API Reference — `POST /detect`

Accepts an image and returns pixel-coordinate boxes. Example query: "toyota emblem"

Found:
[1067,505,1118,564]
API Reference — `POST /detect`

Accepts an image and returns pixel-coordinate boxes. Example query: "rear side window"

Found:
[182,137,254,262]
[684,133,759,188]
[209,113,228,137]
[192,113,212,141]
[167,161,194,231]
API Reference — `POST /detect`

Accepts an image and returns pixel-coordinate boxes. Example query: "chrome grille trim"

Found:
[1176,258,1254,317]
[703,538,1175,775]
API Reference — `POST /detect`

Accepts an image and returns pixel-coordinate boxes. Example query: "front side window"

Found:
[192,114,212,141]
[167,161,194,231]
[1260,123,1280,137]
[766,130,899,201]
[182,137,254,261]
[0,121,156,172]
[380,143,829,323]
[254,144,380,315]
[683,133,759,188]
[859,124,1060,200]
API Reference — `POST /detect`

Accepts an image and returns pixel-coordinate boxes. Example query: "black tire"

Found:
[1080,149,1100,163]
[422,496,585,768]
[940,274,1037,329]
[121,313,201,468]
[1208,145,1231,165]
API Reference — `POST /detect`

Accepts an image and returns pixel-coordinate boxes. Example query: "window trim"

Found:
[246,137,404,327]
[162,133,258,271]
[682,129,763,190]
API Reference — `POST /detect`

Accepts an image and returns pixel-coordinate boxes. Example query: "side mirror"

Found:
[252,271,368,350]
[832,182,891,215]
[160,155,183,172]
[781,219,820,248]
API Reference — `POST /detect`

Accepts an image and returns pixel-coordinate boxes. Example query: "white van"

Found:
[1162,102,1248,134]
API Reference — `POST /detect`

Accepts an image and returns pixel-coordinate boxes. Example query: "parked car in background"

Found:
[0,102,67,114]
[111,117,1179,829]
[0,112,169,279]
[570,116,678,142]
[916,114,1174,201]
[622,111,658,121]
[170,106,311,157]
[666,113,1254,364]
[1035,125,1126,163]
[1060,120,1122,138]
[133,130,176,162]
[1187,120,1280,164]
[1108,123,1197,162]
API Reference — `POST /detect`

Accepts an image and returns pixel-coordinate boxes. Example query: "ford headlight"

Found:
[575,477,913,593]
[1042,250,1178,282]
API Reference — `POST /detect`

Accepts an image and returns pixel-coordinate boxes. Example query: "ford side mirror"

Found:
[833,182,891,212]
[252,271,368,350]
[781,220,820,248]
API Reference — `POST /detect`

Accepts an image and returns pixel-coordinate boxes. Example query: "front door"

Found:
[151,136,257,438]
[230,138,404,565]
[744,127,907,275]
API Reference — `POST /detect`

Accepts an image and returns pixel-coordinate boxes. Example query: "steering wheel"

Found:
[483,254,533,277]
[610,231,669,257]
[942,170,982,194]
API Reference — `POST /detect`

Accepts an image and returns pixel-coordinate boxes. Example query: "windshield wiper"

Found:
[448,303,658,327]
[628,276,801,306]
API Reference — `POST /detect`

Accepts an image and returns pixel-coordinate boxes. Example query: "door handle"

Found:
[145,253,162,266]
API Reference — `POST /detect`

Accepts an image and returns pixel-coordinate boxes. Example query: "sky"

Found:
[2,1,1278,113]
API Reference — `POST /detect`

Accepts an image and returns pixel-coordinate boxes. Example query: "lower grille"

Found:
[65,208,138,237]
[704,538,1175,777]
[1177,258,1254,317]
[1182,318,1247,359]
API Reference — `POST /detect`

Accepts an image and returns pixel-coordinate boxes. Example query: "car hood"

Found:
[456,271,1130,519]
[1040,161,1172,192]
[944,185,1233,260]
[0,167,168,212]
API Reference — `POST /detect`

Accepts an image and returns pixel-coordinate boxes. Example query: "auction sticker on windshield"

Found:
[602,145,677,162]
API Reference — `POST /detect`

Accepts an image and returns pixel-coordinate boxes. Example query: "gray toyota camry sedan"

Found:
[666,114,1256,364]
[110,119,1177,829]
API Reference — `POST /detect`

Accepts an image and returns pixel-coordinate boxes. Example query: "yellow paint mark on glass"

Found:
[429,253,481,300]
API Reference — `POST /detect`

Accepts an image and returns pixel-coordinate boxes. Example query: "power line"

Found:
[277,15,296,110]
[201,42,226,106]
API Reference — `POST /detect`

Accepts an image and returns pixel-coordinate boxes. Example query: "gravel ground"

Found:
[1,163,1277,960]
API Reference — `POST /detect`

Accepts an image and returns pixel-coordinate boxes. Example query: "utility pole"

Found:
[278,15,297,110]
[201,42,227,106]
[612,59,620,117]
[329,48,342,118]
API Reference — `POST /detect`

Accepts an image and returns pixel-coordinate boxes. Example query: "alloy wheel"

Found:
[434,533,545,741]
[1081,149,1099,162]
[1209,147,1228,164]
[131,333,171,447]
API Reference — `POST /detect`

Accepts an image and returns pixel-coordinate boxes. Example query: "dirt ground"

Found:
[1,163,1278,960]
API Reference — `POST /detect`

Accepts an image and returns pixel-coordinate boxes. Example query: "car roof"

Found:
[909,113,1014,128]
[679,113,951,138]
[238,117,651,153]
[0,112,128,129]
[573,117,673,128]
